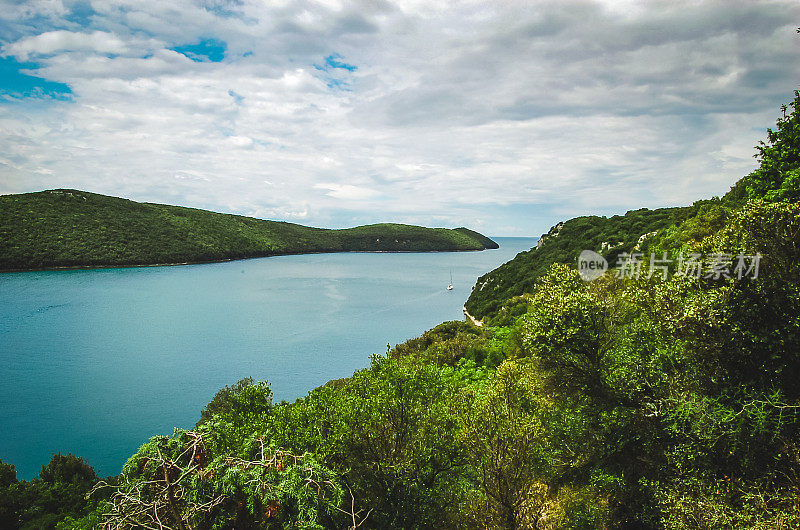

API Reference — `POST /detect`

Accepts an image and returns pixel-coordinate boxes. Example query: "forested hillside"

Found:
[465,206,692,320]
[2,90,799,529]
[0,190,497,271]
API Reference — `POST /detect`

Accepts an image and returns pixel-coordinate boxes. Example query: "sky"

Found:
[0,0,798,236]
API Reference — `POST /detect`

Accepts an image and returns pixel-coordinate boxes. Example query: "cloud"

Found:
[315,183,380,200]
[2,30,132,60]
[0,0,798,236]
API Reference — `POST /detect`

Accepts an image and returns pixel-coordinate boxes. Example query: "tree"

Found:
[456,360,554,529]
[98,429,342,529]
[738,90,800,202]
[0,454,100,530]
[197,377,274,453]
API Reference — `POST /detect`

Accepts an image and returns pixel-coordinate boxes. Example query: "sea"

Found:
[0,237,536,479]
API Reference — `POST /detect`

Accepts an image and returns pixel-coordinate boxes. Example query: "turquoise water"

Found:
[0,237,536,479]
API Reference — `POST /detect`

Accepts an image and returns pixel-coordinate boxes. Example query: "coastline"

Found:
[0,247,492,274]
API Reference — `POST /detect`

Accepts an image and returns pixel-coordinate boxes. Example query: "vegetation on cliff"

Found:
[465,206,692,320]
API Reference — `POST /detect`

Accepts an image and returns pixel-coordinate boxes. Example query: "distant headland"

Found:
[0,189,498,272]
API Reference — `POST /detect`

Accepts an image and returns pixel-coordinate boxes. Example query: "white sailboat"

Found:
[447,270,453,290]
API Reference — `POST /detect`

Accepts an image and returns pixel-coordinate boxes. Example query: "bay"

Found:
[0,237,536,479]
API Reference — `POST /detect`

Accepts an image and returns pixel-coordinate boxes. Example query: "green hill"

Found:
[465,206,693,319]
[0,189,498,271]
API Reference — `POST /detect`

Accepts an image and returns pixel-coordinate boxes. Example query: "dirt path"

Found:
[462,305,483,327]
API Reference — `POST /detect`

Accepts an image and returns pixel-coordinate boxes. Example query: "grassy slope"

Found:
[0,189,497,271]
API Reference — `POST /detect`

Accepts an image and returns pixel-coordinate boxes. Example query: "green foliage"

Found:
[0,189,497,270]
[483,295,530,327]
[0,454,102,530]
[453,227,500,249]
[456,360,554,528]
[0,460,20,528]
[270,355,471,529]
[391,320,492,367]
[730,90,800,203]
[499,192,800,526]
[646,198,732,255]
[197,377,275,453]
[0,461,16,488]
[465,206,691,319]
[518,265,613,400]
[652,390,800,529]
[55,504,107,530]
[101,428,342,529]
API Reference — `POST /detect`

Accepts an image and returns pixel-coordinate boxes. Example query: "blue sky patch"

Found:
[313,53,357,92]
[0,57,72,102]
[314,53,357,73]
[228,89,244,105]
[322,78,351,91]
[65,1,96,26]
[202,0,246,18]
[171,38,227,62]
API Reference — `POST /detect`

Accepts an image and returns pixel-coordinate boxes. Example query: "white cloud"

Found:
[3,30,133,60]
[0,0,798,235]
[314,183,380,200]
[225,135,254,148]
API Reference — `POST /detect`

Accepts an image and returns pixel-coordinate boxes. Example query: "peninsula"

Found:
[0,189,498,271]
